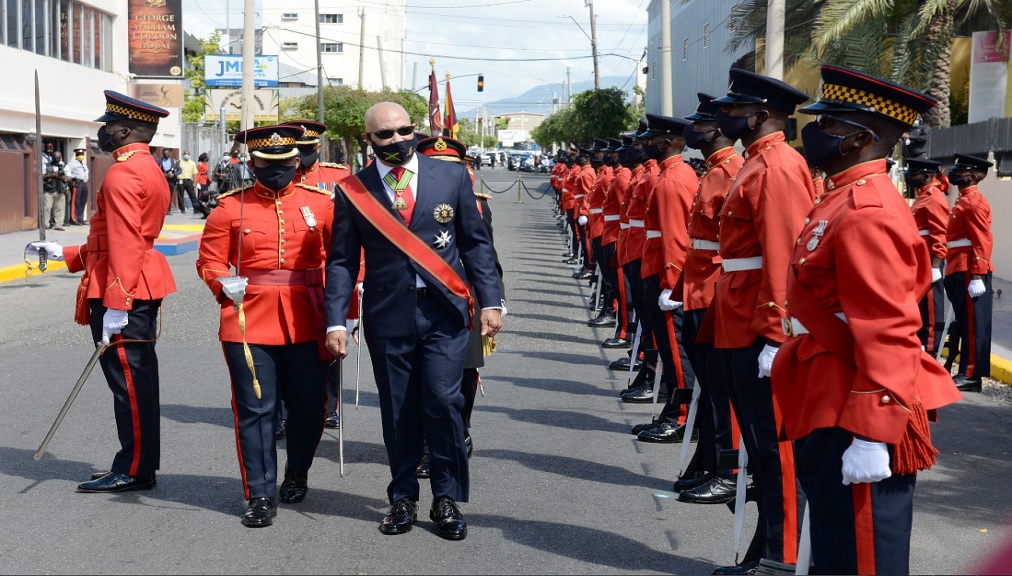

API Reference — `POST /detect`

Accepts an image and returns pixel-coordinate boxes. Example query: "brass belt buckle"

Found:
[781,317,794,337]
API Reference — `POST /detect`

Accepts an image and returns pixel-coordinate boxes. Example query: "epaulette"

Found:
[116,151,139,162]
[474,191,492,200]
[296,182,334,195]
[216,184,253,200]
[320,162,349,170]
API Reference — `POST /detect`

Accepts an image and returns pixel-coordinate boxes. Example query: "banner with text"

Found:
[128,0,183,78]
[969,30,1011,123]
[204,54,279,88]
[204,89,280,122]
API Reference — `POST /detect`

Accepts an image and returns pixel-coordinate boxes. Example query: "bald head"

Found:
[365,102,410,134]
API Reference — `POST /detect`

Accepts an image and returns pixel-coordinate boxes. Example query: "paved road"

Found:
[1,167,1010,574]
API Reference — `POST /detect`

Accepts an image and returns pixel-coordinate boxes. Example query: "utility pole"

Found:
[566,67,572,106]
[225,0,230,53]
[240,0,255,132]
[586,0,600,90]
[660,0,672,115]
[358,8,366,89]
[765,0,785,79]
[314,0,324,123]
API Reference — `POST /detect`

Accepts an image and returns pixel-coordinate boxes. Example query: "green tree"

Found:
[531,87,638,148]
[182,32,222,123]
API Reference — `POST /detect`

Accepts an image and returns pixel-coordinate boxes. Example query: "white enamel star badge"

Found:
[434,230,452,249]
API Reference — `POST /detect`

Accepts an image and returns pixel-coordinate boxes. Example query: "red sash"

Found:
[339,175,475,325]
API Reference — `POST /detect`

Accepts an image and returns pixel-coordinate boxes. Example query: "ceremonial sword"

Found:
[35,342,104,460]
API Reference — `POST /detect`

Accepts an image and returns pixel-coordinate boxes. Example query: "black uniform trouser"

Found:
[683,308,733,475]
[461,368,479,430]
[325,363,342,412]
[641,274,694,402]
[177,179,198,212]
[223,340,328,500]
[72,180,89,223]
[795,427,915,575]
[721,339,800,564]
[88,299,161,477]
[918,276,946,354]
[623,259,647,348]
[944,271,992,379]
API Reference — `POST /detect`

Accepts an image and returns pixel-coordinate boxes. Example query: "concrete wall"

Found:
[979,176,1012,282]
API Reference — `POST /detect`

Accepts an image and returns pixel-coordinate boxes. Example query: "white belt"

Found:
[646,230,661,239]
[948,238,971,248]
[690,238,720,250]
[782,313,847,337]
[629,219,645,228]
[574,194,585,199]
[619,223,630,230]
[589,208,603,214]
[721,256,762,272]
[918,229,930,236]
[604,214,620,222]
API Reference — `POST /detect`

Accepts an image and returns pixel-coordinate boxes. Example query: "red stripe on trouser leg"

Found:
[224,343,251,500]
[730,405,741,474]
[852,482,876,574]
[965,273,977,377]
[772,398,798,564]
[926,288,936,353]
[616,266,628,338]
[115,337,142,477]
[663,310,688,423]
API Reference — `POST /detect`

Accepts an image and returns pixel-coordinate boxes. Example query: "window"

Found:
[328,77,343,85]
[683,38,688,61]
[319,13,342,24]
[321,42,342,53]
[703,24,709,49]
[5,0,108,68]
[281,12,297,21]
[281,41,298,50]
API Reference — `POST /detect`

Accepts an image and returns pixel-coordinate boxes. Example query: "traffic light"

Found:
[477,74,484,92]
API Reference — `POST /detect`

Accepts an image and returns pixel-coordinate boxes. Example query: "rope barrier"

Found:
[521,179,552,200]
[480,178,519,195]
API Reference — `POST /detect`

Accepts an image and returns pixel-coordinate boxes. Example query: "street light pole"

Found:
[586,0,599,90]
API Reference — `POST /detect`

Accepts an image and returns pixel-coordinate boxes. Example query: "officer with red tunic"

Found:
[196,125,334,527]
[593,137,628,336]
[29,91,175,493]
[570,148,595,276]
[710,69,814,574]
[906,158,950,354]
[943,153,995,392]
[772,64,962,575]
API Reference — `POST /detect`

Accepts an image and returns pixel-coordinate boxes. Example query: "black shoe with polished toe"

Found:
[602,338,632,350]
[465,433,473,459]
[90,471,111,480]
[573,270,593,280]
[678,475,737,504]
[565,257,580,265]
[380,498,417,535]
[623,387,667,404]
[274,419,287,440]
[77,472,156,493]
[588,315,617,328]
[242,497,277,527]
[324,411,340,429]
[631,420,662,435]
[415,453,431,478]
[430,497,468,541]
[953,375,982,392]
[278,466,309,503]
[638,422,696,443]
[712,559,760,575]
[672,471,713,492]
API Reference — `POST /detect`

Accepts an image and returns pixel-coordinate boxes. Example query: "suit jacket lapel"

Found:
[411,156,440,231]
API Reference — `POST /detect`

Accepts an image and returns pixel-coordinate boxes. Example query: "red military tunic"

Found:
[602,165,630,247]
[641,155,695,284]
[678,147,742,310]
[617,164,645,266]
[910,182,949,263]
[713,132,816,348]
[296,161,350,192]
[588,165,613,239]
[622,159,658,267]
[945,185,994,276]
[772,160,961,444]
[561,167,577,212]
[196,181,334,345]
[572,164,595,218]
[64,142,176,309]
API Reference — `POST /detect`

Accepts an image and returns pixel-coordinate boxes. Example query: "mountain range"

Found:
[460,75,637,120]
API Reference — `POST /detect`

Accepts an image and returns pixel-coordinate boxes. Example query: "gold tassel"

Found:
[237,303,262,399]
[482,334,496,357]
[891,399,939,475]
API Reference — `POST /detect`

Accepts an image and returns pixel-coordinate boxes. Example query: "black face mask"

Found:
[641,142,663,160]
[299,149,320,167]
[97,127,116,153]
[905,175,928,190]
[715,110,756,141]
[684,127,716,150]
[254,162,298,191]
[590,158,602,168]
[947,172,968,187]
[800,123,863,169]
[621,148,645,166]
[372,137,417,165]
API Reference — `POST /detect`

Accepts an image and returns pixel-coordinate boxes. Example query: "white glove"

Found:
[757,343,779,378]
[968,278,986,298]
[28,241,64,261]
[101,309,129,345]
[657,288,681,311]
[500,299,508,318]
[577,215,588,226]
[931,268,942,283]
[841,438,892,485]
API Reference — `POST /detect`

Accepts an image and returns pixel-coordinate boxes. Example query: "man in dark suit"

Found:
[324,102,503,541]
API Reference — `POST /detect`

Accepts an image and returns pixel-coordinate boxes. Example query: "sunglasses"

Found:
[367,125,415,140]
[815,114,882,142]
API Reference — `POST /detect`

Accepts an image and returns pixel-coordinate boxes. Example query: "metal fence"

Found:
[927,117,1012,177]
[180,122,231,162]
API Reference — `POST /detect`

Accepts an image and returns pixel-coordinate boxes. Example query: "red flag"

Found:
[443,77,457,139]
[428,69,442,136]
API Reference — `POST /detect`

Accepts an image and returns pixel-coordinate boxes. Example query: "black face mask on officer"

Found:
[253,161,298,191]
[905,173,929,190]
[947,171,970,187]
[715,109,758,141]
[800,116,878,170]
[621,148,645,166]
[298,146,319,168]
[641,139,666,161]
[372,137,417,165]
[97,126,121,153]
[684,127,717,150]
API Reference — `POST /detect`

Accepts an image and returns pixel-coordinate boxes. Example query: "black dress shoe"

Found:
[77,472,156,493]
[415,453,431,478]
[465,433,473,459]
[573,270,593,280]
[379,498,417,535]
[588,315,617,328]
[672,471,713,492]
[278,465,309,503]
[324,411,340,429]
[564,257,580,265]
[638,422,697,443]
[602,338,632,350]
[242,497,277,527]
[953,375,982,392]
[631,420,662,435]
[430,497,468,541]
[623,387,667,404]
[712,559,759,575]
[90,471,111,480]
[678,475,737,504]
[274,419,287,440]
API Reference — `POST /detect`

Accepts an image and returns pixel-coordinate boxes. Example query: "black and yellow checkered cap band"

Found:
[820,84,920,126]
[105,103,160,124]
[300,129,320,139]
[246,135,298,149]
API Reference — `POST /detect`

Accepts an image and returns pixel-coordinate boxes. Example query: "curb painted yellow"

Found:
[162,224,206,233]
[0,260,68,284]
[992,354,1012,386]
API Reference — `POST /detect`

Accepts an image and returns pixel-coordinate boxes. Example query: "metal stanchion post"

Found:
[515,173,523,204]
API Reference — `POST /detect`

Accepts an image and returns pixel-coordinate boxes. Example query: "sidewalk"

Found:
[2,212,1010,385]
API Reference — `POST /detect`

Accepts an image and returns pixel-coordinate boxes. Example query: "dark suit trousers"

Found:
[223,340,327,500]
[88,299,161,477]
[366,292,470,505]
[917,276,946,354]
[944,271,992,379]
[683,308,733,474]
